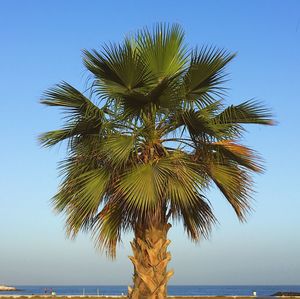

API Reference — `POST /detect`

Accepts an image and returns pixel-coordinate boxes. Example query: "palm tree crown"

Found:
[40,24,273,258]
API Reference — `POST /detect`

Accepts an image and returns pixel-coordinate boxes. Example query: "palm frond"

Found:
[177,195,216,240]
[40,23,274,255]
[216,100,273,125]
[211,141,264,172]
[101,134,135,168]
[91,197,128,259]
[39,82,104,147]
[41,81,101,114]
[117,163,162,215]
[184,46,235,105]
[83,40,152,95]
[137,23,188,79]
[53,168,110,238]
[175,108,233,142]
[207,162,253,221]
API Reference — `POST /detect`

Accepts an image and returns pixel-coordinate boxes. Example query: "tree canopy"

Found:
[40,24,273,258]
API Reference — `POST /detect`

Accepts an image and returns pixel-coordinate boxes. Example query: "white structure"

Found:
[0,285,16,291]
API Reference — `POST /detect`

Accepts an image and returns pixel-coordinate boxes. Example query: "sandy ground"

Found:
[0,294,270,299]
[1,296,299,299]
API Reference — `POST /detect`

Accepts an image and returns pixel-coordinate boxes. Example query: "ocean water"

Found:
[1,285,300,296]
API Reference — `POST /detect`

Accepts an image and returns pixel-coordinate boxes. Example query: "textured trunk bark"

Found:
[128,223,174,299]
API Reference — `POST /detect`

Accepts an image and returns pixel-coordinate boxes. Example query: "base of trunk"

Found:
[128,223,173,299]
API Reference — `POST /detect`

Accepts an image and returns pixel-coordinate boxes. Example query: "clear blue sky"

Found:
[1,0,300,285]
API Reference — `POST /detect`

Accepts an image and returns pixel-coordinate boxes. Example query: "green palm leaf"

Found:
[137,24,188,79]
[216,100,274,125]
[101,134,135,168]
[177,195,216,240]
[39,82,104,147]
[83,40,152,96]
[207,162,252,221]
[184,47,235,105]
[39,23,274,260]
[54,168,110,237]
[117,163,163,214]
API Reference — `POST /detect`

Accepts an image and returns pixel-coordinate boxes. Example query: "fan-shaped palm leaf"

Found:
[39,23,274,299]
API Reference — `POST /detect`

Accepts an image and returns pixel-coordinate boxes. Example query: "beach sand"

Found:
[0,296,300,299]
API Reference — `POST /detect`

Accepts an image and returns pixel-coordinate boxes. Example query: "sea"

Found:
[1,285,300,296]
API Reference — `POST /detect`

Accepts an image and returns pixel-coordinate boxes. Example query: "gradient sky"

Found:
[1,0,300,286]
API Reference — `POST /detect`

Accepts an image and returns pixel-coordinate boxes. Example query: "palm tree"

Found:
[39,24,273,299]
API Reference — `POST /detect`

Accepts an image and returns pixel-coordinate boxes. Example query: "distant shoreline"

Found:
[0,286,17,292]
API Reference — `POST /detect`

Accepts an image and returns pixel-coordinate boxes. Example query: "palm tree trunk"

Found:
[128,223,174,299]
